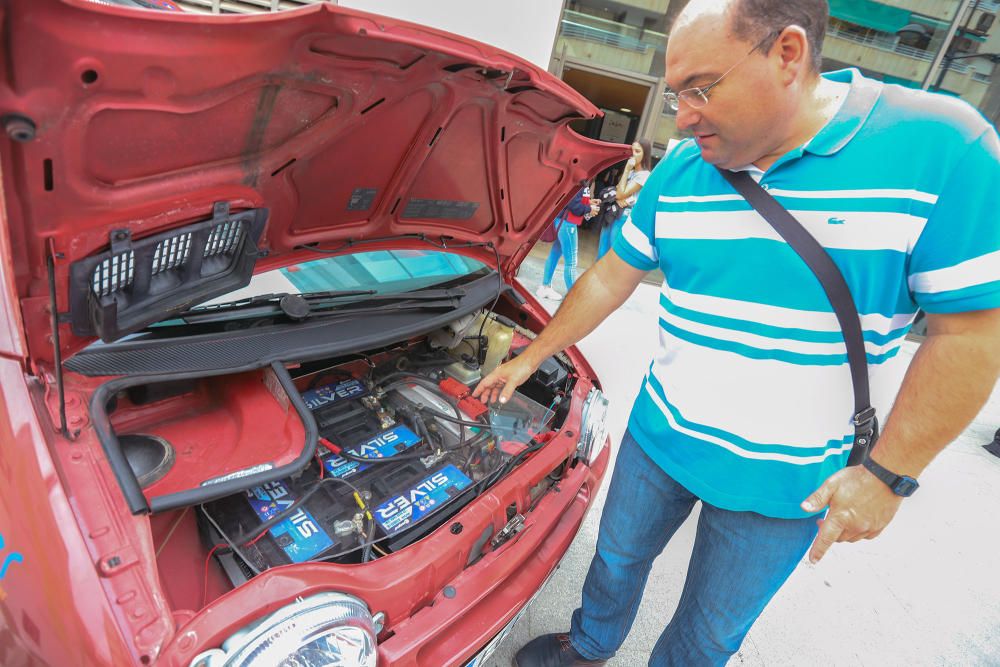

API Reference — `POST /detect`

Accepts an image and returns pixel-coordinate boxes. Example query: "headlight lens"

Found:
[191,592,377,667]
[577,388,610,465]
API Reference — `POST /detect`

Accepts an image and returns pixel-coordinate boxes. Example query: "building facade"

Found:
[548,0,1000,158]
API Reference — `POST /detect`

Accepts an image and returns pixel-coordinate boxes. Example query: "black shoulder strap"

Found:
[717,168,877,465]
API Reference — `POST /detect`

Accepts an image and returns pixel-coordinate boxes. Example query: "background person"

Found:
[537,186,600,301]
[597,139,652,260]
[476,0,1000,665]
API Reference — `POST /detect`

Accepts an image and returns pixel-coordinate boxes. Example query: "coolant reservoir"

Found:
[478,313,515,376]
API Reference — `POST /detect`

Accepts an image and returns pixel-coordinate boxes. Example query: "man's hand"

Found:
[472,354,538,405]
[800,465,904,564]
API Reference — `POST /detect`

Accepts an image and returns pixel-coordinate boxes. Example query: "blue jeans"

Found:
[570,432,818,666]
[542,221,577,290]
[597,209,627,260]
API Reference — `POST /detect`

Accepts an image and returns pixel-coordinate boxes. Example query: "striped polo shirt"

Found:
[613,68,1000,519]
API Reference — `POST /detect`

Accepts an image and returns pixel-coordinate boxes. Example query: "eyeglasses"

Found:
[663,31,779,112]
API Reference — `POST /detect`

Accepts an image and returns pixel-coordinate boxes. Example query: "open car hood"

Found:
[0,0,628,360]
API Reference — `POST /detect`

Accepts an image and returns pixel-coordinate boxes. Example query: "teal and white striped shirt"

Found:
[613,69,1000,518]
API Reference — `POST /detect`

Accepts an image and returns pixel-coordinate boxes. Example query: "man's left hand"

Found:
[800,465,904,564]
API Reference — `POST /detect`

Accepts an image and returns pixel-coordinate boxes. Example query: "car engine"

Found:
[198,317,571,585]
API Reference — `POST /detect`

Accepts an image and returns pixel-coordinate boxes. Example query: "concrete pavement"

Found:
[484,251,1000,667]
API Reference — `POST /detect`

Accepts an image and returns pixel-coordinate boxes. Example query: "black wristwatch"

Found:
[862,457,919,497]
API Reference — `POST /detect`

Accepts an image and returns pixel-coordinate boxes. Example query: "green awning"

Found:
[912,14,988,42]
[960,29,989,43]
[829,0,911,35]
[912,14,950,29]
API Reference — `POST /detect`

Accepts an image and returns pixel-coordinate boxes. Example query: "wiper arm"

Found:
[180,289,377,315]
[335,287,467,303]
[177,297,462,326]
[175,286,468,325]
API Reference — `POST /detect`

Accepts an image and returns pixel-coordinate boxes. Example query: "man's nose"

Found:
[674,103,701,132]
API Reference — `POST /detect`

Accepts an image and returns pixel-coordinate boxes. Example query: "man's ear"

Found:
[773,25,810,85]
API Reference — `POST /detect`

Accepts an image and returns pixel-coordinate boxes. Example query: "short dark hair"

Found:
[729,0,828,72]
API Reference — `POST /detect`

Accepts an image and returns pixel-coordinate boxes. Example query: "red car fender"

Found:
[0,358,137,666]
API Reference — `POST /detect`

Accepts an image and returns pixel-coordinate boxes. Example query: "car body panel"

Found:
[0,0,628,361]
[0,357,137,666]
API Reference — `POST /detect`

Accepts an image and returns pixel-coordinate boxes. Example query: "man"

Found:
[473,0,1000,665]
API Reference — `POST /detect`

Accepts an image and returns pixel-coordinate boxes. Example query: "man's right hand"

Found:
[472,354,538,405]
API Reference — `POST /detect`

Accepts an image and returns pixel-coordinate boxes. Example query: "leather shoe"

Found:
[513,633,607,666]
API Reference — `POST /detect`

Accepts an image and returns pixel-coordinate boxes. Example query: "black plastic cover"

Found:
[68,202,267,342]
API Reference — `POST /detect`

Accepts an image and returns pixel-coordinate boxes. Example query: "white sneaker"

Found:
[537,285,562,301]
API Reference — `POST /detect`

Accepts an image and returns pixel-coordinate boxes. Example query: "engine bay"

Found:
[118,313,578,584]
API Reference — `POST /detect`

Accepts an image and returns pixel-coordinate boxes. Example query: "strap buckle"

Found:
[852,406,877,429]
[848,407,879,466]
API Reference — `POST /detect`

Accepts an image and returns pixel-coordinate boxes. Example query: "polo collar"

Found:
[805,68,882,156]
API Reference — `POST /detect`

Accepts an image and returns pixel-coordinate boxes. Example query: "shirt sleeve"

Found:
[907,127,1000,313]
[566,188,590,216]
[612,165,662,271]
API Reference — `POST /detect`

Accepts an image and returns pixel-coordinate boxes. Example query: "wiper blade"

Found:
[177,297,461,326]
[181,289,377,314]
[337,287,467,303]
[175,287,468,325]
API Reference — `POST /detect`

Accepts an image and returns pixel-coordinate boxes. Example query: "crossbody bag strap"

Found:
[717,168,877,465]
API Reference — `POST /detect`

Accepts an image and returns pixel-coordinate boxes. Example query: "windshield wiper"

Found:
[174,286,468,325]
[181,289,377,314]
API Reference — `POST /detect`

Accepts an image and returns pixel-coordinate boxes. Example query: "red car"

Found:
[0,1,626,665]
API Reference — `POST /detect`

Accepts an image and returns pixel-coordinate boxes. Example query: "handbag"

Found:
[717,168,878,466]
[540,214,565,243]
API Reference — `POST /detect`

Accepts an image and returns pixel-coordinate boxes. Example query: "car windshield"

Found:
[146,248,490,329]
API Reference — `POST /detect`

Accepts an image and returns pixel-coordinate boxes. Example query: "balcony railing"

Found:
[825,26,978,73]
[559,9,666,54]
[561,20,649,52]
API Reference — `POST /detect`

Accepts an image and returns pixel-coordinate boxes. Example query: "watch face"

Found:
[893,476,919,497]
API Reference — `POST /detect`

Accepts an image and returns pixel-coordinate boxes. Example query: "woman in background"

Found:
[536,186,600,301]
[597,139,652,260]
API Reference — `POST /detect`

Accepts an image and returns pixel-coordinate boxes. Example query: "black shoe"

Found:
[985,428,1000,458]
[513,633,607,666]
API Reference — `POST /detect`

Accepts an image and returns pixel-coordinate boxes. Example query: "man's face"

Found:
[665,14,788,168]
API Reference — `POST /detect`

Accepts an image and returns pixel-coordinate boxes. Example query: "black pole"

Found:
[934,0,981,92]
[932,53,951,91]
[46,254,68,437]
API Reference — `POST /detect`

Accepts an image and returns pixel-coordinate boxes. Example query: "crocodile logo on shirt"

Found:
[827,217,846,225]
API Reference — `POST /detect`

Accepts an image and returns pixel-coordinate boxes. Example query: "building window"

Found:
[976,12,995,34]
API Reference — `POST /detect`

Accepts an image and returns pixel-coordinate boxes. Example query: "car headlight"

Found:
[190,592,377,667]
[577,388,610,465]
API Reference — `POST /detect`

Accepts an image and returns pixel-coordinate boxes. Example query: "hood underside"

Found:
[0,0,628,361]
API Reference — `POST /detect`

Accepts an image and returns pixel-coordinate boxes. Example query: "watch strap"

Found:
[862,457,919,496]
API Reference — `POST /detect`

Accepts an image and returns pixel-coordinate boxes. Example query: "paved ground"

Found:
[484,242,1000,667]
